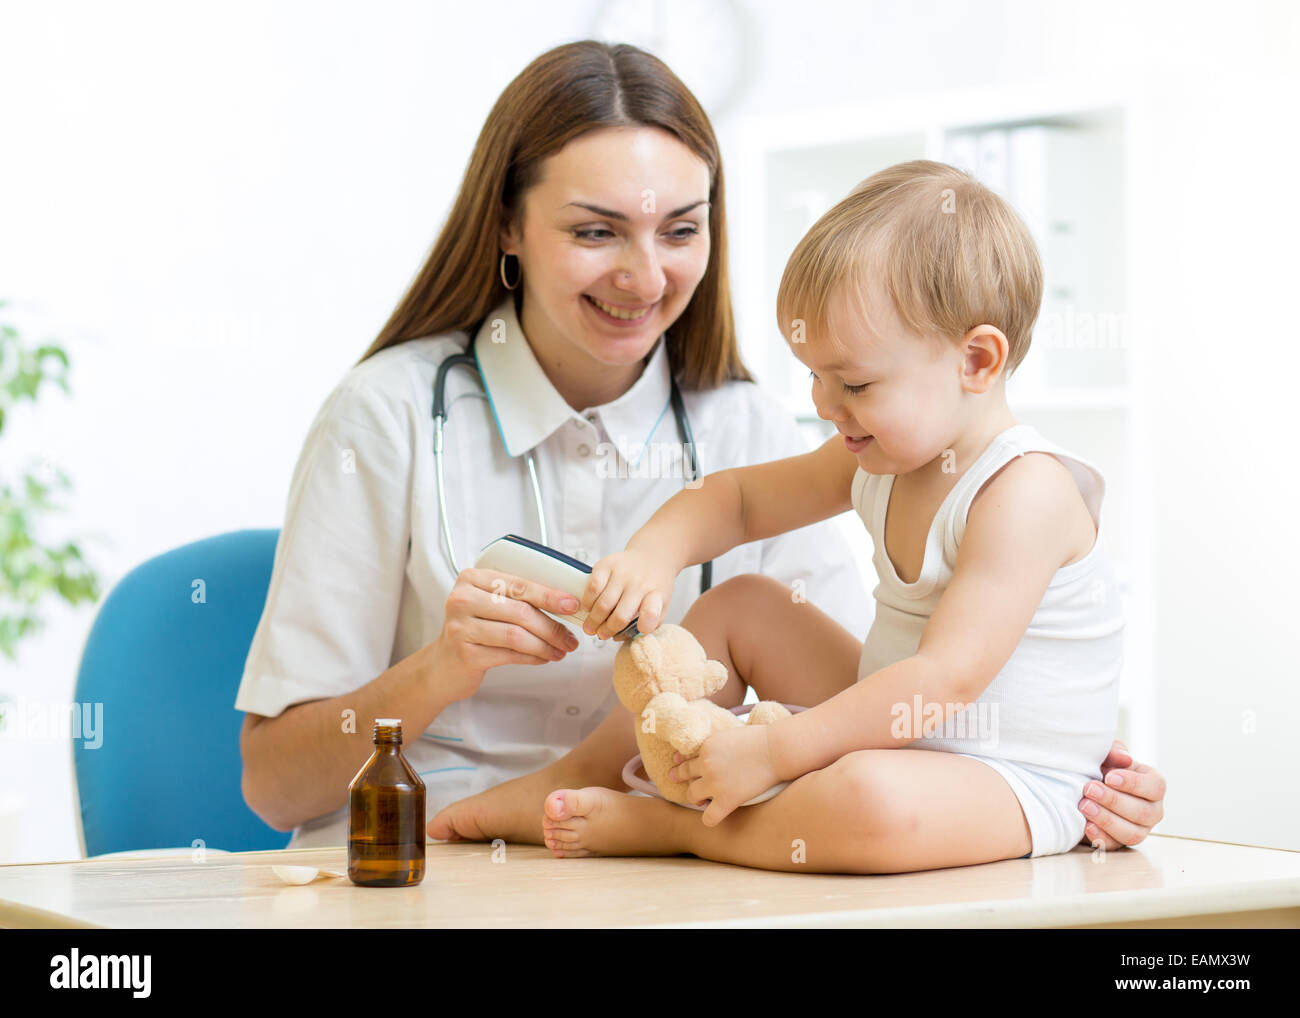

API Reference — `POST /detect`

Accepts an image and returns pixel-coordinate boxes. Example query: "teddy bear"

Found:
[612,622,791,805]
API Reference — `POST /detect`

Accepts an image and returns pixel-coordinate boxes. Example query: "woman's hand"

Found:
[669,725,780,827]
[1079,739,1167,849]
[579,548,679,640]
[429,568,582,703]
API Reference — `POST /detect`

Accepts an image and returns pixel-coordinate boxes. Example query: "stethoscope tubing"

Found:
[432,332,712,595]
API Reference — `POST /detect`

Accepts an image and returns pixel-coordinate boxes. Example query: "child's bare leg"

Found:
[431,574,852,846]
[682,574,862,710]
[544,748,1032,873]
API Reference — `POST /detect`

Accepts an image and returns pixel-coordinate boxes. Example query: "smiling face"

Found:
[499,126,712,398]
[790,277,969,476]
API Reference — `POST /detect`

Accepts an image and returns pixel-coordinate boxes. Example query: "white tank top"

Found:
[851,422,1124,778]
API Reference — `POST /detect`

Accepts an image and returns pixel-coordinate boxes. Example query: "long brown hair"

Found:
[355,40,752,390]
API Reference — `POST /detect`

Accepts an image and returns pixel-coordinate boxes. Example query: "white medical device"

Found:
[473,534,644,639]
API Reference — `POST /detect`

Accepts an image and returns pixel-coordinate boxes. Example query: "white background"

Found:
[1,0,1297,861]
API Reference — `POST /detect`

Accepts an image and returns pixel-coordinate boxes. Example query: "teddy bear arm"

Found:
[745,701,792,726]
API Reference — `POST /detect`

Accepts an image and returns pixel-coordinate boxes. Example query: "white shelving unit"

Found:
[731,83,1153,756]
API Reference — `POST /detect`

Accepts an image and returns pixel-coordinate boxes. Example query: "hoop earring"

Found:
[500,252,521,291]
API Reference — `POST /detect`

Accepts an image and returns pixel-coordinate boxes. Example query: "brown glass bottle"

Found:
[347,718,426,887]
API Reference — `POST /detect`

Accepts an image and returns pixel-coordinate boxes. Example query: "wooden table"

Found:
[1,833,1298,929]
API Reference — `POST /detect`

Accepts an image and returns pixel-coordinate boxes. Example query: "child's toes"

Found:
[543,790,573,822]
[550,846,595,859]
[544,787,603,823]
[547,826,582,846]
[544,827,591,858]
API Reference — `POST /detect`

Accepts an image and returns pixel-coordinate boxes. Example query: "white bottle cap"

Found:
[375,718,402,725]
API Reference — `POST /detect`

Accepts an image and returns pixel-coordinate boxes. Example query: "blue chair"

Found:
[72,528,292,857]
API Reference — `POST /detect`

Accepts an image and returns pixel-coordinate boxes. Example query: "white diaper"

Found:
[953,753,1092,857]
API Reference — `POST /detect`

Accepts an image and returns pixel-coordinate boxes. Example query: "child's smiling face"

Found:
[789,277,968,476]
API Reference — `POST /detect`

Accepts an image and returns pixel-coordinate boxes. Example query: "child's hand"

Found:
[669,725,781,827]
[579,549,678,640]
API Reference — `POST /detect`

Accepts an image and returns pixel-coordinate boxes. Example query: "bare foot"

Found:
[541,787,692,858]
[428,766,570,846]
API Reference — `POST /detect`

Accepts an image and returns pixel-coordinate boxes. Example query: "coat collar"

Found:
[472,296,674,464]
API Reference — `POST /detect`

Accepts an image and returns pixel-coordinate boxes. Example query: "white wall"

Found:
[0,0,606,862]
[1,0,1296,861]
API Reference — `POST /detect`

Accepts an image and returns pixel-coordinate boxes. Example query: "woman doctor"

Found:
[236,40,1166,854]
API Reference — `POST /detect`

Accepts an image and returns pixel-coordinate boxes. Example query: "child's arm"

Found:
[579,434,858,639]
[674,453,1090,825]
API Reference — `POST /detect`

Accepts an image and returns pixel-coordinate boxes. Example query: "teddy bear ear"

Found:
[675,656,729,701]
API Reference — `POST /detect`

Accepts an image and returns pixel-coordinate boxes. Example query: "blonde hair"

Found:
[776,160,1043,375]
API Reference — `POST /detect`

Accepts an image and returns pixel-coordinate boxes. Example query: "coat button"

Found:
[566,705,580,716]
[577,443,591,457]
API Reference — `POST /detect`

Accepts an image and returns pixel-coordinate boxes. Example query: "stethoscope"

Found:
[432,329,714,595]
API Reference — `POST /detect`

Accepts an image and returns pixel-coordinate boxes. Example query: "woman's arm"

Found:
[241,642,449,831]
[242,569,583,831]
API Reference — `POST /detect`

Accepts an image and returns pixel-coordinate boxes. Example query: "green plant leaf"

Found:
[0,309,103,658]
[35,345,69,369]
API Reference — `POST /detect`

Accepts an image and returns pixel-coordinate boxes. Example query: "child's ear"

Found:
[958,324,1008,394]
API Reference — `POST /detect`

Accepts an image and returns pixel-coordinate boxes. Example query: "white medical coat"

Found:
[234,296,870,846]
